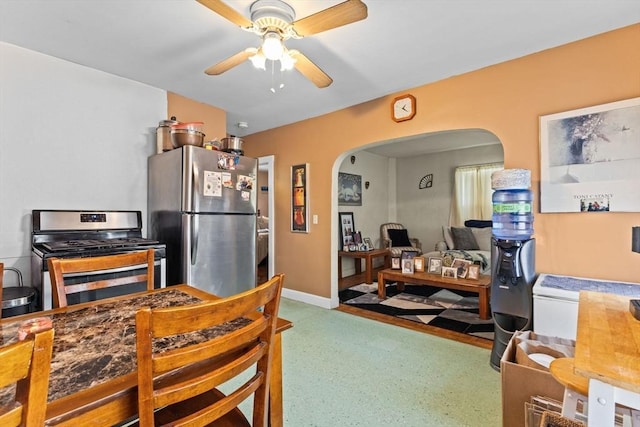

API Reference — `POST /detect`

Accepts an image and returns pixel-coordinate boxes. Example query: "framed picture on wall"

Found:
[291,164,309,233]
[338,212,355,248]
[539,96,640,213]
[338,172,362,206]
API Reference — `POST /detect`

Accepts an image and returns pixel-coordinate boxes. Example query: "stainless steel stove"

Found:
[31,210,166,310]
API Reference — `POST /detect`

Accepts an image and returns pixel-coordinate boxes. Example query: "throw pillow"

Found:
[443,226,455,250]
[387,229,412,247]
[470,227,492,251]
[450,227,480,250]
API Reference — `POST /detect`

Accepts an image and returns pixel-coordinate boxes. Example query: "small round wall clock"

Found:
[391,94,416,122]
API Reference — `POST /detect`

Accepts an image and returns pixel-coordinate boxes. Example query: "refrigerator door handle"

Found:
[191,164,200,265]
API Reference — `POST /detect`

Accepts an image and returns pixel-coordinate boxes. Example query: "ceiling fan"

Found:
[197,0,368,88]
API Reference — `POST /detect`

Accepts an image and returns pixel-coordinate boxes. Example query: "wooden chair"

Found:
[0,327,55,426]
[380,222,422,257]
[135,273,284,427]
[48,249,155,308]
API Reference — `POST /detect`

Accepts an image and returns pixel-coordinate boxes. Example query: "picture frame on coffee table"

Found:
[401,258,414,274]
[467,264,480,280]
[391,257,401,270]
[451,258,472,279]
[413,256,425,272]
[441,266,457,279]
[427,257,443,274]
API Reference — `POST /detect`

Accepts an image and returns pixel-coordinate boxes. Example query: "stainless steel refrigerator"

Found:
[148,146,258,297]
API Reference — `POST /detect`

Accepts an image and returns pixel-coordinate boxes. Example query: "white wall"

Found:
[0,42,166,285]
[396,144,504,250]
[338,151,390,275]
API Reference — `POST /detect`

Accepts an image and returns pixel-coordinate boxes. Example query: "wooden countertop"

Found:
[574,290,640,393]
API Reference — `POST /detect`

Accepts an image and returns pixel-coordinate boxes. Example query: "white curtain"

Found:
[450,163,503,226]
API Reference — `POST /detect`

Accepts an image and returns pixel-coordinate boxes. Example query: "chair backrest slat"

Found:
[48,249,154,308]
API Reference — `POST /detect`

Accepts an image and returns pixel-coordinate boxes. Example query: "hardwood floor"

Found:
[337,268,493,350]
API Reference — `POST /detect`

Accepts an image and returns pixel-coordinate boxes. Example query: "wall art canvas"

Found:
[291,164,309,232]
[338,172,362,206]
[540,97,640,212]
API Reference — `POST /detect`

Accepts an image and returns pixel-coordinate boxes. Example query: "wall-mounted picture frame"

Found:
[391,257,401,269]
[291,164,309,233]
[442,266,458,279]
[467,264,480,280]
[428,257,443,274]
[338,172,362,206]
[401,258,414,274]
[413,256,425,272]
[540,96,640,213]
[338,211,355,248]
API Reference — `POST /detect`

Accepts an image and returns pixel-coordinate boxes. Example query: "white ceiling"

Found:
[1,0,639,141]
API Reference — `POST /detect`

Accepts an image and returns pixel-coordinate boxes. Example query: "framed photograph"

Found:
[291,164,309,233]
[363,237,373,250]
[338,172,363,206]
[427,257,443,274]
[451,258,472,279]
[539,97,640,213]
[413,256,425,272]
[338,212,355,248]
[401,250,419,260]
[401,258,414,274]
[441,266,458,279]
[391,257,401,270]
[467,264,480,280]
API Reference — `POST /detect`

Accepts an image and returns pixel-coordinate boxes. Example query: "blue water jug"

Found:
[492,188,534,240]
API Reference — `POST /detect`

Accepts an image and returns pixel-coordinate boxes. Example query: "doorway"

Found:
[258,155,275,282]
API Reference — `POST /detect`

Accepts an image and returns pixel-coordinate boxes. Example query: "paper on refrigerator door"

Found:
[203,171,222,197]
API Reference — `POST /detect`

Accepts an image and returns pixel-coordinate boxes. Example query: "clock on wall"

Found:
[391,94,416,122]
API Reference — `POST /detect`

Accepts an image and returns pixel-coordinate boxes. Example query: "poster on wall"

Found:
[539,97,640,213]
[291,163,309,232]
[338,172,362,206]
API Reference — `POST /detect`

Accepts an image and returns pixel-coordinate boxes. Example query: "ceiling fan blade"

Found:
[292,0,367,37]
[289,51,333,88]
[205,48,258,75]
[196,0,253,28]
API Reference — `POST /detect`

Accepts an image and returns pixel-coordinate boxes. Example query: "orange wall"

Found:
[167,92,226,143]
[238,24,640,298]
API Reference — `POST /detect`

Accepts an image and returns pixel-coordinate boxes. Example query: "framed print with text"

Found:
[540,97,640,212]
[291,164,309,232]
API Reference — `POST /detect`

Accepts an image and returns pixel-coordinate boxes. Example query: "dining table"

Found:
[0,284,293,426]
[574,290,640,425]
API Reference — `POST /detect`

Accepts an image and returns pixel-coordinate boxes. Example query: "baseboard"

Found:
[282,287,333,309]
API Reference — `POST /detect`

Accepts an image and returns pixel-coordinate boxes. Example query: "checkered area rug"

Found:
[339,282,495,341]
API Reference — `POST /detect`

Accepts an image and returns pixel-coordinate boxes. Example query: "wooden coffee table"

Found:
[377,268,492,320]
[338,249,390,284]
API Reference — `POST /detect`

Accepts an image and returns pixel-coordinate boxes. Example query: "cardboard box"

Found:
[500,331,566,427]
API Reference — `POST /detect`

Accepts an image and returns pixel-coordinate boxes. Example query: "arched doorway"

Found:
[331,129,504,305]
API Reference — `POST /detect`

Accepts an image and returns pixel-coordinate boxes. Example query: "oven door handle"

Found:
[191,164,200,265]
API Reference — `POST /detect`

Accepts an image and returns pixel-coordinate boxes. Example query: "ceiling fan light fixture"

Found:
[262,31,284,61]
[280,51,296,70]
[249,51,266,70]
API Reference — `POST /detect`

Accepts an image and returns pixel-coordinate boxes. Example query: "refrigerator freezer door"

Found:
[183,146,257,215]
[183,213,257,297]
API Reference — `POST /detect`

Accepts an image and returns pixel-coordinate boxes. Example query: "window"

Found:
[450,163,503,226]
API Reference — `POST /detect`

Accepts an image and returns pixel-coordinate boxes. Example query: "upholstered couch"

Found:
[423,220,493,274]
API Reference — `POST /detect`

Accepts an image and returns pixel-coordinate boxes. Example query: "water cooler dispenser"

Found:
[488,169,536,371]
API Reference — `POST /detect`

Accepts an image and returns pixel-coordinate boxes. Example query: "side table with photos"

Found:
[338,248,391,285]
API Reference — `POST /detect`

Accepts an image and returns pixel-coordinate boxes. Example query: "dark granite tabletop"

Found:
[0,288,250,405]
